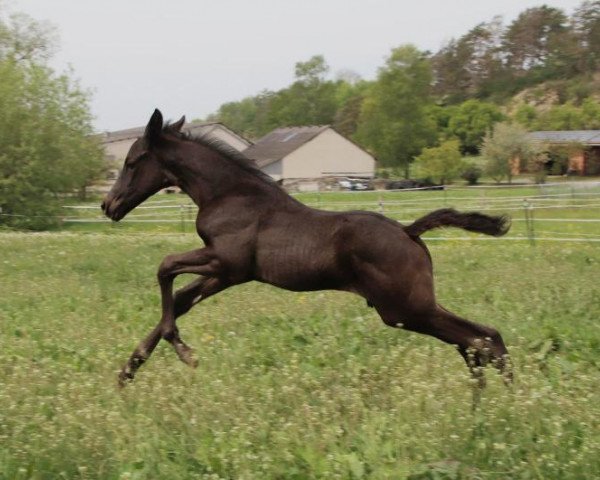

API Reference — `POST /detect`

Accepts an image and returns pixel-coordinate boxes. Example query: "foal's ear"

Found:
[170,115,186,132]
[144,108,164,144]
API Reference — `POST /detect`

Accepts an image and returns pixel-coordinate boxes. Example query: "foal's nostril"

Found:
[101,201,106,212]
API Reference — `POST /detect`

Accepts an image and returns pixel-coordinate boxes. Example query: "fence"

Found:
[51,180,600,243]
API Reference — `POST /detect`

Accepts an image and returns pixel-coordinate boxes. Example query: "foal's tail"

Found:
[404,208,510,237]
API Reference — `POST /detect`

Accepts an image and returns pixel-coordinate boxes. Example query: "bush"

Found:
[0,9,103,230]
[413,139,465,184]
[461,164,482,185]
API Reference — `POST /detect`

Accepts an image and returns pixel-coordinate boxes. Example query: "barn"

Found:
[243,126,376,186]
[529,130,600,175]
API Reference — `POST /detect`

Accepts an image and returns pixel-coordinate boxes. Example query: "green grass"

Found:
[1,233,599,479]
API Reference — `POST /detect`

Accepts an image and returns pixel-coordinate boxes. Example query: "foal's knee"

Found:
[157,255,177,282]
[160,325,179,342]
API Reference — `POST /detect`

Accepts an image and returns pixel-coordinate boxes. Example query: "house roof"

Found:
[243,126,330,167]
[529,130,600,145]
[99,121,251,146]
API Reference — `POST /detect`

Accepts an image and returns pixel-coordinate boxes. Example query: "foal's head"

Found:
[102,109,184,221]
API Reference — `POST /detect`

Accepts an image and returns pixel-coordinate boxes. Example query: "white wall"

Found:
[281,128,375,179]
[261,160,282,180]
[103,139,134,164]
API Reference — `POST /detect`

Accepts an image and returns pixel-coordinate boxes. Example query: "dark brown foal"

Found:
[103,109,513,390]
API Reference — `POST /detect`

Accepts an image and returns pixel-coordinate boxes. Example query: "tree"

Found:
[447,99,504,154]
[294,55,329,84]
[502,6,571,76]
[513,104,538,128]
[533,100,600,130]
[355,44,437,177]
[413,139,466,184]
[0,11,57,63]
[333,78,369,138]
[581,98,600,128]
[572,1,600,72]
[206,95,261,139]
[333,91,365,138]
[537,102,587,130]
[481,122,546,183]
[207,56,361,139]
[267,55,340,128]
[0,7,103,229]
[432,18,504,101]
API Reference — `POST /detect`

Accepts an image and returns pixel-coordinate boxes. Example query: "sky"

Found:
[8,0,588,132]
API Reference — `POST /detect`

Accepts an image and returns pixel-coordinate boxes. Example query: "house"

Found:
[243,126,376,187]
[99,121,251,179]
[529,130,600,175]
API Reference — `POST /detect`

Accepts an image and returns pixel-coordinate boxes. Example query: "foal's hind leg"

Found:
[118,276,226,386]
[375,304,512,387]
[435,305,512,385]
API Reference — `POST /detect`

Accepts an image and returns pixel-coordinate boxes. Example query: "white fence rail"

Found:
[50,181,600,243]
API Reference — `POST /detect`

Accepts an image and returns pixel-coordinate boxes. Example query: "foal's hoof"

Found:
[117,369,134,388]
[497,356,514,387]
[176,345,199,368]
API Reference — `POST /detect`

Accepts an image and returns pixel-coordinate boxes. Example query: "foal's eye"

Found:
[126,152,148,168]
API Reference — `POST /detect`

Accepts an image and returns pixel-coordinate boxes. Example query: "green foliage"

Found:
[204,3,600,178]
[433,3,600,102]
[513,104,538,128]
[413,139,466,184]
[355,44,437,175]
[205,95,263,139]
[460,163,483,185]
[502,6,571,74]
[447,100,505,154]
[207,56,357,139]
[333,80,369,138]
[0,7,103,230]
[294,54,329,84]
[481,122,547,183]
[572,1,600,72]
[517,98,600,131]
[0,10,57,63]
[431,18,504,102]
[546,142,585,175]
[205,3,600,169]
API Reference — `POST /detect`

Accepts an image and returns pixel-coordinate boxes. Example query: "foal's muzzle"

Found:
[101,195,125,221]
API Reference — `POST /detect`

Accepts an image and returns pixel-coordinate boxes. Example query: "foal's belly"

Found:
[254,242,343,292]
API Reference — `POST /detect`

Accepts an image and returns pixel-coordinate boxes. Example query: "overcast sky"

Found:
[9,0,587,132]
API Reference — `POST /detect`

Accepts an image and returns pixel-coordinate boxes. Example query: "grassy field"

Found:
[2,183,599,479]
[1,229,599,479]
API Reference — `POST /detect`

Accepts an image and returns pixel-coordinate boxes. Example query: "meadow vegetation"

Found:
[1,210,599,478]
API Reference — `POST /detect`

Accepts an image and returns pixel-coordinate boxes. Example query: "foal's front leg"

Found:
[118,248,222,386]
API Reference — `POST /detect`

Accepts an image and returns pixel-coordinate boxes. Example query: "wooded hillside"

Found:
[205,1,600,174]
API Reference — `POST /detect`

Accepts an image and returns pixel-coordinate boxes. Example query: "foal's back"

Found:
[253,205,432,302]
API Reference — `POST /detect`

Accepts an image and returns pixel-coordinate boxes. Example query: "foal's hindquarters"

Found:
[344,216,512,387]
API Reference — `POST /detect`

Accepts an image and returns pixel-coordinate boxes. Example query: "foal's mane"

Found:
[164,123,278,187]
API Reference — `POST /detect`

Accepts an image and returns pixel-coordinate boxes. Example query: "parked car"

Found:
[338,179,373,191]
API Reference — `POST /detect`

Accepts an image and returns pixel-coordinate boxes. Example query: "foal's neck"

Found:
[161,141,280,208]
